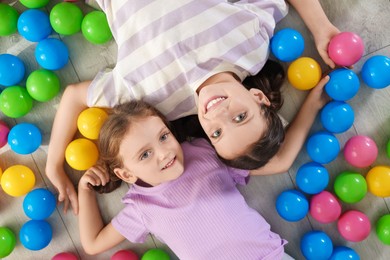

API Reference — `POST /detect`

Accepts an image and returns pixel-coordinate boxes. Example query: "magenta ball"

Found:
[328,32,364,66]
[337,210,371,242]
[111,250,139,260]
[0,120,10,148]
[310,191,342,224]
[52,252,78,260]
[343,135,378,168]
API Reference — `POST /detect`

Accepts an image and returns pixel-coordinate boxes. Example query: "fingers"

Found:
[87,166,110,186]
[67,187,79,215]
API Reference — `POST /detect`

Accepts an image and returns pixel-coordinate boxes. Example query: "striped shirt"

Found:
[88,0,288,120]
[112,138,287,259]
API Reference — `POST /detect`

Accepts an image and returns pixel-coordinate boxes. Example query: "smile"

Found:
[205,96,226,113]
[161,157,176,170]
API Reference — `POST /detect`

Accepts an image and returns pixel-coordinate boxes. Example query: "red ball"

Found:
[111,249,139,260]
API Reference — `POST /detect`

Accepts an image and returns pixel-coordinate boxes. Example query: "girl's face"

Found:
[197,81,270,160]
[114,116,184,186]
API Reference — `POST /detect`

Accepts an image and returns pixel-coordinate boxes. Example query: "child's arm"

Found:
[78,166,125,255]
[287,0,340,68]
[46,81,91,215]
[250,76,330,176]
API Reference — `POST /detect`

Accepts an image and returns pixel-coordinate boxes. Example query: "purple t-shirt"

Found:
[112,139,286,259]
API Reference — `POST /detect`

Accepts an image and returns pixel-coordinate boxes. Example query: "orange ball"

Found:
[288,57,322,90]
[77,107,108,140]
[366,165,390,197]
[65,138,99,171]
[1,165,35,197]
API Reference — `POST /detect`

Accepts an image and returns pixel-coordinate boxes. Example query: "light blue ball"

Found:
[271,28,304,62]
[325,68,360,101]
[23,188,56,220]
[19,220,52,251]
[8,123,42,154]
[17,9,51,42]
[296,162,329,194]
[0,54,25,87]
[320,101,354,133]
[306,131,340,164]
[361,55,390,89]
[329,246,360,260]
[300,231,333,260]
[275,189,308,222]
[35,38,69,70]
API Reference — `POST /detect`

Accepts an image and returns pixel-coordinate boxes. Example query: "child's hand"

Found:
[313,25,341,69]
[307,75,331,109]
[79,165,110,191]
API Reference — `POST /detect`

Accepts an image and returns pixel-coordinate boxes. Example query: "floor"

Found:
[0,0,389,259]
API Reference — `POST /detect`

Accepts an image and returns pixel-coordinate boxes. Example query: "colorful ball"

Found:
[275,189,308,222]
[325,68,360,101]
[52,252,78,260]
[328,32,364,66]
[366,165,390,197]
[287,57,322,90]
[17,9,52,42]
[26,69,60,102]
[23,188,56,220]
[0,3,19,36]
[343,135,378,168]
[141,249,170,260]
[8,122,42,154]
[376,214,390,245]
[19,0,50,8]
[35,38,69,70]
[296,162,329,194]
[0,227,16,258]
[111,249,139,260]
[271,28,304,62]
[320,101,354,133]
[300,231,333,260]
[77,107,108,140]
[361,55,390,89]
[0,86,33,118]
[0,53,25,87]
[1,165,36,197]
[65,138,99,171]
[20,220,52,251]
[0,120,10,148]
[81,11,112,45]
[333,171,367,203]
[337,210,371,242]
[310,191,341,224]
[329,246,360,260]
[387,139,390,158]
[306,131,340,164]
[50,2,83,35]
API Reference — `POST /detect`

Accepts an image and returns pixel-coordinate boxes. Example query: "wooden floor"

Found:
[0,0,389,259]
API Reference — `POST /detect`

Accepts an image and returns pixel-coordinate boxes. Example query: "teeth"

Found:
[162,158,174,170]
[206,97,225,111]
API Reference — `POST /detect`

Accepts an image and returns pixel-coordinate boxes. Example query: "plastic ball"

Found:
[310,191,341,224]
[287,57,322,90]
[20,220,52,250]
[81,11,112,45]
[320,101,354,133]
[141,248,170,260]
[361,55,390,89]
[0,86,33,118]
[1,165,35,197]
[8,122,42,154]
[77,107,108,140]
[387,139,390,158]
[35,38,69,70]
[0,120,10,148]
[376,214,390,245]
[366,165,390,197]
[0,226,16,258]
[50,2,83,35]
[0,53,25,87]
[343,135,378,168]
[52,252,78,260]
[26,69,60,102]
[306,131,340,164]
[329,246,360,260]
[337,210,371,242]
[111,249,139,260]
[328,32,364,66]
[17,9,52,42]
[333,171,367,203]
[0,3,19,36]
[275,189,308,222]
[325,68,360,101]
[23,188,56,220]
[65,138,99,171]
[19,0,50,9]
[296,162,329,194]
[270,28,304,62]
[300,230,333,260]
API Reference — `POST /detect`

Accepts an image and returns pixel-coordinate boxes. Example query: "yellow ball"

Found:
[287,57,322,90]
[366,165,390,197]
[77,107,108,140]
[1,165,35,197]
[65,138,99,171]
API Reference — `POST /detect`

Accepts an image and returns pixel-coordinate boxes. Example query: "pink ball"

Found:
[328,32,364,66]
[52,252,78,260]
[0,120,10,148]
[310,191,342,223]
[337,210,371,242]
[343,135,378,168]
[111,249,139,260]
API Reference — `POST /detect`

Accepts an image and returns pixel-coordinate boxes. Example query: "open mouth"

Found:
[205,96,226,113]
[161,157,176,170]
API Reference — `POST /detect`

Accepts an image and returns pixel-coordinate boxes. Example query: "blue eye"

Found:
[211,129,222,139]
[160,132,170,142]
[234,112,247,122]
[140,150,152,160]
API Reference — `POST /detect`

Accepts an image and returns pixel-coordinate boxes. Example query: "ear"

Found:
[249,88,271,106]
[114,168,138,184]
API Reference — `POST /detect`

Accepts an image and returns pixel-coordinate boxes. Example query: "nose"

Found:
[156,144,170,161]
[204,103,230,120]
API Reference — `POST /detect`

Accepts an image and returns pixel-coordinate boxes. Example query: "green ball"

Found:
[26,69,60,102]
[50,2,83,35]
[0,227,16,258]
[333,171,367,203]
[81,10,112,45]
[141,249,170,260]
[0,86,33,118]
[387,139,390,159]
[19,0,49,9]
[0,3,19,36]
[376,214,390,245]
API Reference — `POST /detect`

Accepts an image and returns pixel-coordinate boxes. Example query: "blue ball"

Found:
[0,54,25,87]
[300,231,333,260]
[17,9,52,42]
[35,38,69,70]
[296,162,329,194]
[329,246,360,260]
[8,123,42,154]
[275,189,308,222]
[325,68,360,101]
[306,131,340,164]
[23,188,56,220]
[19,220,52,251]
[271,28,304,62]
[361,55,390,89]
[320,101,354,133]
